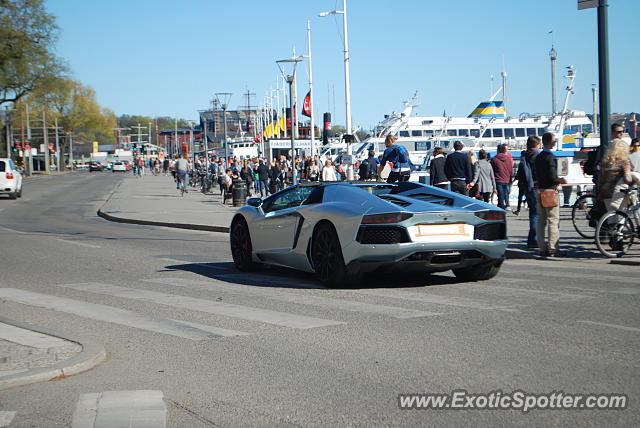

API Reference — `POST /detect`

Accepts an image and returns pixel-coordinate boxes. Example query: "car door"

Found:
[251,186,314,252]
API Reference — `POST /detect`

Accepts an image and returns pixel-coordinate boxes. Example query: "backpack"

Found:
[394,145,409,163]
[583,148,599,176]
[358,161,370,180]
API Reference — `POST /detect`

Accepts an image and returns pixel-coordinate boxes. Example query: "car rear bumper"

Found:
[343,239,507,274]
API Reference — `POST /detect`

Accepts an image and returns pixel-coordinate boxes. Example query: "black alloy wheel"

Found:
[230,218,258,271]
[311,223,348,286]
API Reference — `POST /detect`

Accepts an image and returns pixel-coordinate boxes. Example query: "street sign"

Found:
[578,0,598,10]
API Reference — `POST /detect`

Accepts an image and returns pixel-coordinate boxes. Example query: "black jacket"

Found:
[444,151,473,183]
[430,155,447,185]
[256,164,269,181]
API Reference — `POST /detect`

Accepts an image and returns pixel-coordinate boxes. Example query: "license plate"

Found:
[416,223,471,237]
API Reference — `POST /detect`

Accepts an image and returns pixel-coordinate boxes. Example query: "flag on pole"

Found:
[302,91,311,117]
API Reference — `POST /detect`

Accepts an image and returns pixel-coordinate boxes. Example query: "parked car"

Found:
[229,181,507,286]
[0,158,23,199]
[88,161,104,172]
[112,161,126,172]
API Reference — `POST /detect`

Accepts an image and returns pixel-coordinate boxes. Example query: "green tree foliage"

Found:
[0,0,67,107]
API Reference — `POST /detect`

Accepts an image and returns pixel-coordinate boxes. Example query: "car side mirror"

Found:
[247,197,262,207]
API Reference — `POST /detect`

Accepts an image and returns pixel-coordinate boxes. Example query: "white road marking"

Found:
[577,320,640,333]
[499,269,639,285]
[57,282,345,329]
[0,226,27,234]
[0,369,29,378]
[0,288,246,340]
[474,285,594,302]
[355,289,521,312]
[72,390,166,428]
[54,238,101,249]
[146,277,441,319]
[0,322,70,348]
[0,411,16,427]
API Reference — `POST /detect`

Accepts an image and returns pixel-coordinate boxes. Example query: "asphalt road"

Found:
[0,172,638,427]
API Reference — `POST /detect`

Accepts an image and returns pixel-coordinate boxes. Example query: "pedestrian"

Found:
[308,160,320,182]
[516,136,541,249]
[256,159,269,197]
[629,138,640,173]
[490,144,514,209]
[429,147,448,190]
[596,139,640,212]
[241,161,254,196]
[358,150,379,181]
[467,150,479,198]
[175,153,190,193]
[444,141,473,195]
[322,159,337,181]
[534,132,567,257]
[469,149,496,203]
[378,135,411,183]
[162,158,169,175]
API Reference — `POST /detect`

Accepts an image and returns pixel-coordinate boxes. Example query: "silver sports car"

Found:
[230,181,507,286]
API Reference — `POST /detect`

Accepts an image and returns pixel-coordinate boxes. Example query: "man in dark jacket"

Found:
[490,144,514,209]
[444,141,472,195]
[534,132,567,257]
[256,159,270,197]
[358,150,379,181]
[517,136,540,248]
[429,147,448,189]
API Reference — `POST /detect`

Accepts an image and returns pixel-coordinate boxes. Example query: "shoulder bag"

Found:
[540,189,559,208]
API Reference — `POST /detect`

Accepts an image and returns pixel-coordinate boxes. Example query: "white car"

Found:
[0,158,23,199]
[112,161,126,172]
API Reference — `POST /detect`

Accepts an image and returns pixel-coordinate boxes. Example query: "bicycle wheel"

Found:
[572,194,597,239]
[595,211,634,258]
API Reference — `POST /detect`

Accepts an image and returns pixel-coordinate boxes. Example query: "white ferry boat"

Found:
[356,66,596,166]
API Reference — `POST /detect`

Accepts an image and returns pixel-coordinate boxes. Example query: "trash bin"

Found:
[232,179,247,207]
[268,181,277,195]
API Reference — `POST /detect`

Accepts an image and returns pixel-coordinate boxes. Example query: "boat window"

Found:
[515,128,525,137]
[447,129,457,136]
[411,130,422,137]
[415,141,430,151]
[458,129,469,137]
[493,128,503,138]
[527,128,536,136]
[504,128,514,138]
[570,125,581,133]
[424,129,434,136]
[537,128,546,136]
[470,129,480,138]
[482,129,491,138]
[399,131,410,137]
[583,123,593,133]
[422,120,433,125]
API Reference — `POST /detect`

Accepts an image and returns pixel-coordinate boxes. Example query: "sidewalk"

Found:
[0,317,105,390]
[98,174,640,264]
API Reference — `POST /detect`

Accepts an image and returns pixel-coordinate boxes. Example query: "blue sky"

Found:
[47,0,639,130]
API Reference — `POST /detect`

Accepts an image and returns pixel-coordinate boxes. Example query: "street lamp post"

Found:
[277,55,304,185]
[320,0,353,179]
[215,93,232,165]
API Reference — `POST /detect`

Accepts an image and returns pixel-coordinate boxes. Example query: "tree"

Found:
[0,0,67,107]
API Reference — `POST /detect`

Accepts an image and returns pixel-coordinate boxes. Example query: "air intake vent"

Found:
[474,223,506,241]
[378,195,412,207]
[356,226,410,244]
[408,193,453,206]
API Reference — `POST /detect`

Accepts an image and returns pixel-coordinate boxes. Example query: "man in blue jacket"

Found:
[378,135,411,183]
[444,141,473,195]
[516,136,540,249]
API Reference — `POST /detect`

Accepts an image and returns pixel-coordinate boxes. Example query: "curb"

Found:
[609,258,640,266]
[97,208,230,233]
[0,316,106,391]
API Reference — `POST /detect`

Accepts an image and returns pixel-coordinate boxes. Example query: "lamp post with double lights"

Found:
[277,54,304,185]
[319,0,353,179]
[215,93,232,165]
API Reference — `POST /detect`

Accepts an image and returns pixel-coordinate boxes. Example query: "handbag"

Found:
[540,189,559,208]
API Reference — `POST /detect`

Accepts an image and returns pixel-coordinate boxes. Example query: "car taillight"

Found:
[6,172,13,179]
[475,211,505,221]
[361,212,413,224]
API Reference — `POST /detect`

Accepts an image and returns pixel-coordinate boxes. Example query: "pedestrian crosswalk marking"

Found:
[474,285,594,302]
[499,269,639,285]
[57,282,345,329]
[577,320,640,333]
[0,288,247,340]
[354,289,521,312]
[146,277,441,319]
[0,322,70,348]
[72,390,166,428]
[0,411,16,427]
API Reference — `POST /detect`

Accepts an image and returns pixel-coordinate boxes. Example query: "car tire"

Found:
[16,186,22,198]
[452,261,502,282]
[8,191,17,200]
[230,217,259,271]
[311,222,350,287]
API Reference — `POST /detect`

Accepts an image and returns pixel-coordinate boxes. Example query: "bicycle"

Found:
[594,187,640,258]
[571,192,598,238]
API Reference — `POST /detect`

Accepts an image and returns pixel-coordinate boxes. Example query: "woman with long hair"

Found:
[322,159,337,182]
[597,139,640,211]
